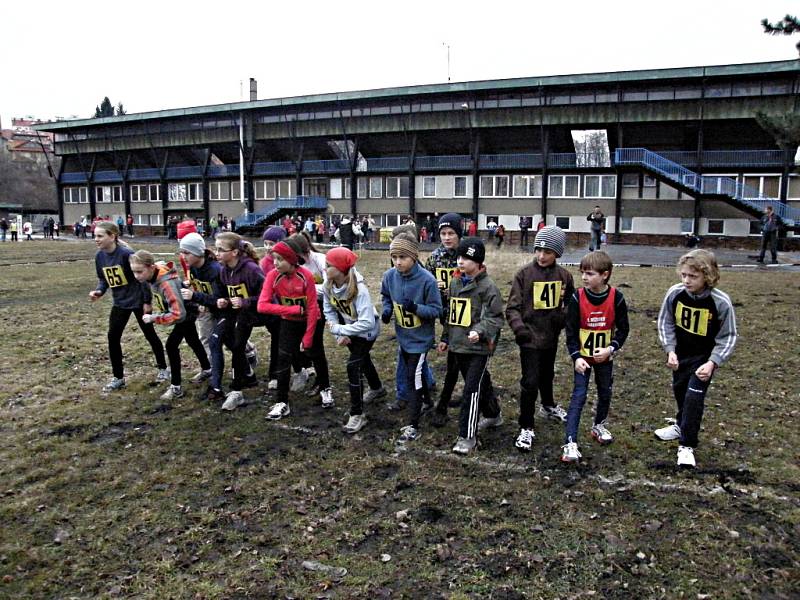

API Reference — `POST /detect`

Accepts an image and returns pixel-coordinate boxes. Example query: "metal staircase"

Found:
[233,196,328,235]
[615,148,800,229]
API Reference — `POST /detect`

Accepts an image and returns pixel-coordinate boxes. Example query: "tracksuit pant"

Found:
[210,310,269,392]
[345,336,382,416]
[453,352,500,439]
[518,346,558,429]
[672,355,713,448]
[436,350,496,415]
[166,317,210,387]
[108,305,167,379]
[400,350,430,428]
[274,320,307,406]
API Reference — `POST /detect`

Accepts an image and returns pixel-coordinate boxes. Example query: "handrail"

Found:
[233,196,328,228]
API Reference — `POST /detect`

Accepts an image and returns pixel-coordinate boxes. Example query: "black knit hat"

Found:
[457,237,485,264]
[438,213,463,238]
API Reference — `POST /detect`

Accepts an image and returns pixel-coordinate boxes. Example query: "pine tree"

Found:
[115,102,126,116]
[93,97,115,118]
[758,15,800,150]
[762,14,800,54]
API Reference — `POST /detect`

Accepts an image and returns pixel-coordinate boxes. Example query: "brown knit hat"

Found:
[389,232,419,260]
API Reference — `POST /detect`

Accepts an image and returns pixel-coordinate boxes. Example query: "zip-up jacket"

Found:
[257,266,320,349]
[187,253,224,314]
[565,286,629,363]
[380,263,442,353]
[424,244,459,322]
[219,255,264,313]
[322,268,381,342]
[441,268,504,355]
[505,261,575,349]
[94,244,151,309]
[146,262,186,326]
[658,283,737,366]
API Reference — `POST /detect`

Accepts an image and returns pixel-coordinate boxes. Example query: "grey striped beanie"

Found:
[534,225,566,257]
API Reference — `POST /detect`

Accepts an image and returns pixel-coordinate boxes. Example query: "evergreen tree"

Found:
[115,102,126,116]
[762,14,800,54]
[93,97,115,118]
[757,15,800,150]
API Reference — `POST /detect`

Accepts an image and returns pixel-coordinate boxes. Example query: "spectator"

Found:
[467,219,478,237]
[0,218,7,242]
[486,218,498,239]
[495,224,505,248]
[127,214,134,237]
[756,205,779,264]
[519,215,531,246]
[587,206,605,251]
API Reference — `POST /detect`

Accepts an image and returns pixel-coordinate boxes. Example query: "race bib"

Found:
[675,301,709,336]
[280,296,307,309]
[448,297,472,327]
[152,294,166,314]
[435,267,456,289]
[533,281,561,310]
[227,284,249,299]
[393,302,421,328]
[102,265,128,288]
[330,296,354,318]
[190,275,212,295]
[579,328,611,357]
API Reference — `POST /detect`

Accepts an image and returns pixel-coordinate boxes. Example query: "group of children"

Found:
[89,214,737,468]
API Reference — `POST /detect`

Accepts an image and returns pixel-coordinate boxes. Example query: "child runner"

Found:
[561,251,629,462]
[257,240,320,420]
[88,221,168,391]
[506,225,574,452]
[438,238,504,454]
[261,226,287,391]
[129,250,210,400]
[178,233,224,384]
[655,249,737,467]
[322,247,386,433]
[380,233,442,442]
[209,233,266,410]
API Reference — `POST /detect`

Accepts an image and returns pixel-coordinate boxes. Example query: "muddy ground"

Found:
[0,241,798,598]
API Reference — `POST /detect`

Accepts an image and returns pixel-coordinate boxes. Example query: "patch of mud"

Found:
[416,505,445,523]
[147,404,172,415]
[373,463,399,480]
[45,423,88,437]
[87,421,151,444]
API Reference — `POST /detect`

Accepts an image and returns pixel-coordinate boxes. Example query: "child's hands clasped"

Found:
[592,346,613,363]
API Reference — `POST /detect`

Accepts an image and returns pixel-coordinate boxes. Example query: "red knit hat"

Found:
[325,247,358,274]
[272,241,299,265]
[177,219,197,240]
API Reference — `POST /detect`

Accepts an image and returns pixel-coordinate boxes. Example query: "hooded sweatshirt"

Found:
[380,262,442,353]
[322,268,381,342]
[219,255,265,312]
[146,262,186,326]
[94,243,151,310]
[256,266,320,349]
[187,252,225,314]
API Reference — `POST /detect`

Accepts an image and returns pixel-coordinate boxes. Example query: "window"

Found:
[113,186,123,202]
[454,176,468,198]
[357,178,368,199]
[479,175,509,197]
[133,214,148,226]
[643,175,657,188]
[620,216,633,232]
[385,214,400,227]
[555,216,570,230]
[584,175,616,198]
[680,218,694,234]
[707,219,724,235]
[622,173,639,188]
[188,183,202,201]
[386,177,409,198]
[749,221,762,235]
[549,175,580,197]
[329,178,342,199]
[369,177,383,199]
[210,181,228,201]
[743,175,780,199]
[513,175,542,197]
[231,181,241,201]
[422,177,436,197]
[344,178,351,199]
[130,184,149,202]
[168,183,187,202]
[149,214,162,226]
[278,180,291,197]
[63,187,87,204]
[95,185,121,203]
[148,184,161,202]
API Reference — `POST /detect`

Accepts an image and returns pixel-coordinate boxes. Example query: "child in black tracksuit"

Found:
[439,238,504,455]
[561,251,629,463]
[655,249,737,468]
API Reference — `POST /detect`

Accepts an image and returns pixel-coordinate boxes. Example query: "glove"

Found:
[381,310,392,324]
[514,328,533,345]
[401,299,418,314]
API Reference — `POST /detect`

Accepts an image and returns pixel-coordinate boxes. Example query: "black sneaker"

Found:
[386,398,407,412]
[205,387,224,402]
[240,375,259,389]
[431,411,448,428]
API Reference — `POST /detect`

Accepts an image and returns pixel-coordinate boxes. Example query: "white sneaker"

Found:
[398,425,419,442]
[591,423,614,445]
[655,424,681,441]
[363,386,387,403]
[320,388,334,408]
[290,369,308,392]
[677,446,696,468]
[160,385,184,401]
[245,344,258,370]
[477,414,504,431]
[221,390,245,411]
[515,428,535,452]
[102,377,126,392]
[539,404,567,422]
[452,436,477,455]
[304,367,317,389]
[342,414,367,434]
[156,368,171,382]
[267,402,291,420]
[190,368,212,384]
[561,440,582,463]
[267,379,278,390]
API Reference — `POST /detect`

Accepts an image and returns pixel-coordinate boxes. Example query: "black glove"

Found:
[514,328,533,345]
[402,299,418,314]
[381,310,392,324]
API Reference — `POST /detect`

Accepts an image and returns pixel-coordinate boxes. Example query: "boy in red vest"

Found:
[561,251,629,462]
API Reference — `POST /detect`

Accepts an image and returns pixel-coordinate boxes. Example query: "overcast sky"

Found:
[1,0,798,126]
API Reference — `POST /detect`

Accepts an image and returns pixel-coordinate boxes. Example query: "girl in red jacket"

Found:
[257,241,320,420]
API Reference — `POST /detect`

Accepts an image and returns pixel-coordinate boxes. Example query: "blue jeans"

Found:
[396,346,435,401]
[565,361,613,443]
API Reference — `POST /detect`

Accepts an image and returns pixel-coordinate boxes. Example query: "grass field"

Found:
[0,240,798,599]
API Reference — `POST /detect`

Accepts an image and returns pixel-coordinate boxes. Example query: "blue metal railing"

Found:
[207,164,241,178]
[615,148,799,225]
[659,150,785,168]
[252,161,295,176]
[166,166,203,179]
[128,168,161,181]
[94,170,122,183]
[480,153,543,170]
[367,157,410,171]
[302,159,350,174]
[233,196,329,230]
[415,155,472,171]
